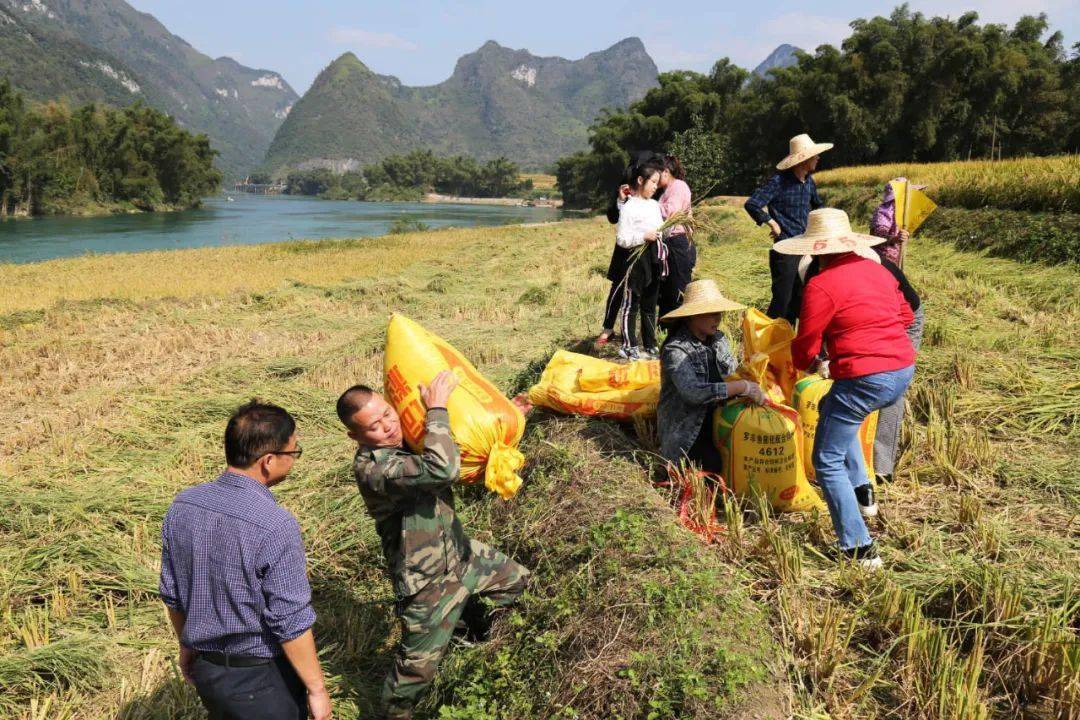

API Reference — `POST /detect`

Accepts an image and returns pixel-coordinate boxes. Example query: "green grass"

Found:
[0,204,1077,718]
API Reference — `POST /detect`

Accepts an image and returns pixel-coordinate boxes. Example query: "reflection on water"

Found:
[0,194,566,264]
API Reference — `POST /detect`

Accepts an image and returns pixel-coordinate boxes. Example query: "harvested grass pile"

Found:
[428,415,784,718]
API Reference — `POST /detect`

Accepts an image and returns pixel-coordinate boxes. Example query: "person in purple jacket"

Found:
[869,177,926,265]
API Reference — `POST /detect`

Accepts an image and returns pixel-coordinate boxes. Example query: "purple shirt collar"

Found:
[217,469,275,500]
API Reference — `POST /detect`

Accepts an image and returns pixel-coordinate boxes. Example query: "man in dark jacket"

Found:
[744,134,832,325]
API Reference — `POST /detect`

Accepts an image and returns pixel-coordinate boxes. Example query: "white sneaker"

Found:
[842,542,883,571]
[618,346,641,361]
[855,483,878,518]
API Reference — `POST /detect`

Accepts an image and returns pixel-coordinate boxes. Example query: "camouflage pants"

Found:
[382,539,529,719]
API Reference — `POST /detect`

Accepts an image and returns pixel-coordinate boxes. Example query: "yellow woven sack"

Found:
[528,350,659,421]
[792,374,878,483]
[578,357,660,392]
[713,356,824,512]
[384,314,525,499]
[741,308,798,405]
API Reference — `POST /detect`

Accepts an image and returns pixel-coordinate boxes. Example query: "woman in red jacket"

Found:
[776,209,916,569]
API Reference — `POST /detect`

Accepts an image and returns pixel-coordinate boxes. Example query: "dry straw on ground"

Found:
[0,200,1076,718]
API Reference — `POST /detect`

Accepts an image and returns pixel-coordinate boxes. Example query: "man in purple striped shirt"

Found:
[160,401,332,720]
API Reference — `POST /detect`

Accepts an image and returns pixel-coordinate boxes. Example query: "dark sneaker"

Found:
[842,541,883,570]
[854,483,878,518]
[876,473,893,484]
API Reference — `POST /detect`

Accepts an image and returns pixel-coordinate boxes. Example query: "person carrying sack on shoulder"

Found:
[657,279,767,474]
[336,373,530,720]
[779,209,916,571]
[744,133,832,325]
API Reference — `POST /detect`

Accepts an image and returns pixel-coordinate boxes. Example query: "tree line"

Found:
[0,80,220,217]
[557,7,1080,208]
[271,150,534,201]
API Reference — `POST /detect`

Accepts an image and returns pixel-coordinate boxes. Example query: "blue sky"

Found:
[129,0,1078,94]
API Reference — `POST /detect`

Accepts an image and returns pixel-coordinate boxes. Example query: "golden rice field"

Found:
[815,155,1080,213]
[0,200,1077,718]
[519,173,558,192]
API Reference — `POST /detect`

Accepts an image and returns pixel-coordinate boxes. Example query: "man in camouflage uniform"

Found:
[336,370,530,720]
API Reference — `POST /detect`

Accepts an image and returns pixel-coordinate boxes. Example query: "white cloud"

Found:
[328,26,418,51]
[761,12,853,53]
[646,39,719,72]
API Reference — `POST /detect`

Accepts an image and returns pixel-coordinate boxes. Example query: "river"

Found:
[0,194,567,264]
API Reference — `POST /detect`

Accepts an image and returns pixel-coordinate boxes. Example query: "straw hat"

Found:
[773,208,885,256]
[659,279,746,322]
[777,133,834,170]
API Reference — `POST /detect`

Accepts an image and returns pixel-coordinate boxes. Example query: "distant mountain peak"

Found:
[753,44,802,77]
[0,0,297,177]
[263,37,659,173]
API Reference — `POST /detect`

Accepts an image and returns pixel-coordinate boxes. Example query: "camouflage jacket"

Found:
[353,408,470,599]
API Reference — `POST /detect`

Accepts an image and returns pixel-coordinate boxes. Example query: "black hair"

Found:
[336,384,375,430]
[224,400,296,468]
[623,151,663,183]
[629,159,664,193]
[663,155,685,180]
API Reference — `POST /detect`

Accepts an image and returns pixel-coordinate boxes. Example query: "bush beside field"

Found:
[818,156,1080,265]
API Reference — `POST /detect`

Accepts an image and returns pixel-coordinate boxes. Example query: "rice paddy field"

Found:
[0,175,1077,718]
[817,156,1080,266]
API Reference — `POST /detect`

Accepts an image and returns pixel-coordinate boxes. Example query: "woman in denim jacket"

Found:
[657,280,767,473]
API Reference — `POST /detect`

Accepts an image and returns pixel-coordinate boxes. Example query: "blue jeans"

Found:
[813,365,915,550]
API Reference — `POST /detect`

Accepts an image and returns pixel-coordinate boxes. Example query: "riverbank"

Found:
[2,210,1076,717]
[422,192,562,207]
[0,198,197,220]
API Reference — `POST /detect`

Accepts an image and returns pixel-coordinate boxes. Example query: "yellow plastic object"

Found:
[741,308,798,404]
[791,374,878,483]
[713,356,824,512]
[383,314,525,499]
[528,350,659,421]
[890,179,938,234]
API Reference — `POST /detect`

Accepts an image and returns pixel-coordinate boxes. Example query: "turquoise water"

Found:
[0,194,566,264]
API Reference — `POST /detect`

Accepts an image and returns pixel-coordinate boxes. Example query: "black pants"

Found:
[688,415,724,475]
[191,655,306,720]
[658,234,696,318]
[766,248,804,326]
[602,280,621,331]
[621,280,659,351]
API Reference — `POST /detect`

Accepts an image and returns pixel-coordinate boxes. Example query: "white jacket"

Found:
[615,196,664,249]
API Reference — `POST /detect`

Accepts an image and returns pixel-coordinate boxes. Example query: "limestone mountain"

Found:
[263,38,659,173]
[0,0,297,177]
[752,44,803,78]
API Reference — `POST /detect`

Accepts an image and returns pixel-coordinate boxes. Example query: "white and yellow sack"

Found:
[529,350,659,421]
[384,314,525,499]
[792,373,878,483]
[713,356,824,512]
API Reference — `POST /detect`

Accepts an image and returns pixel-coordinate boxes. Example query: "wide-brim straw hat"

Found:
[660,279,746,322]
[777,133,834,170]
[773,208,885,256]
